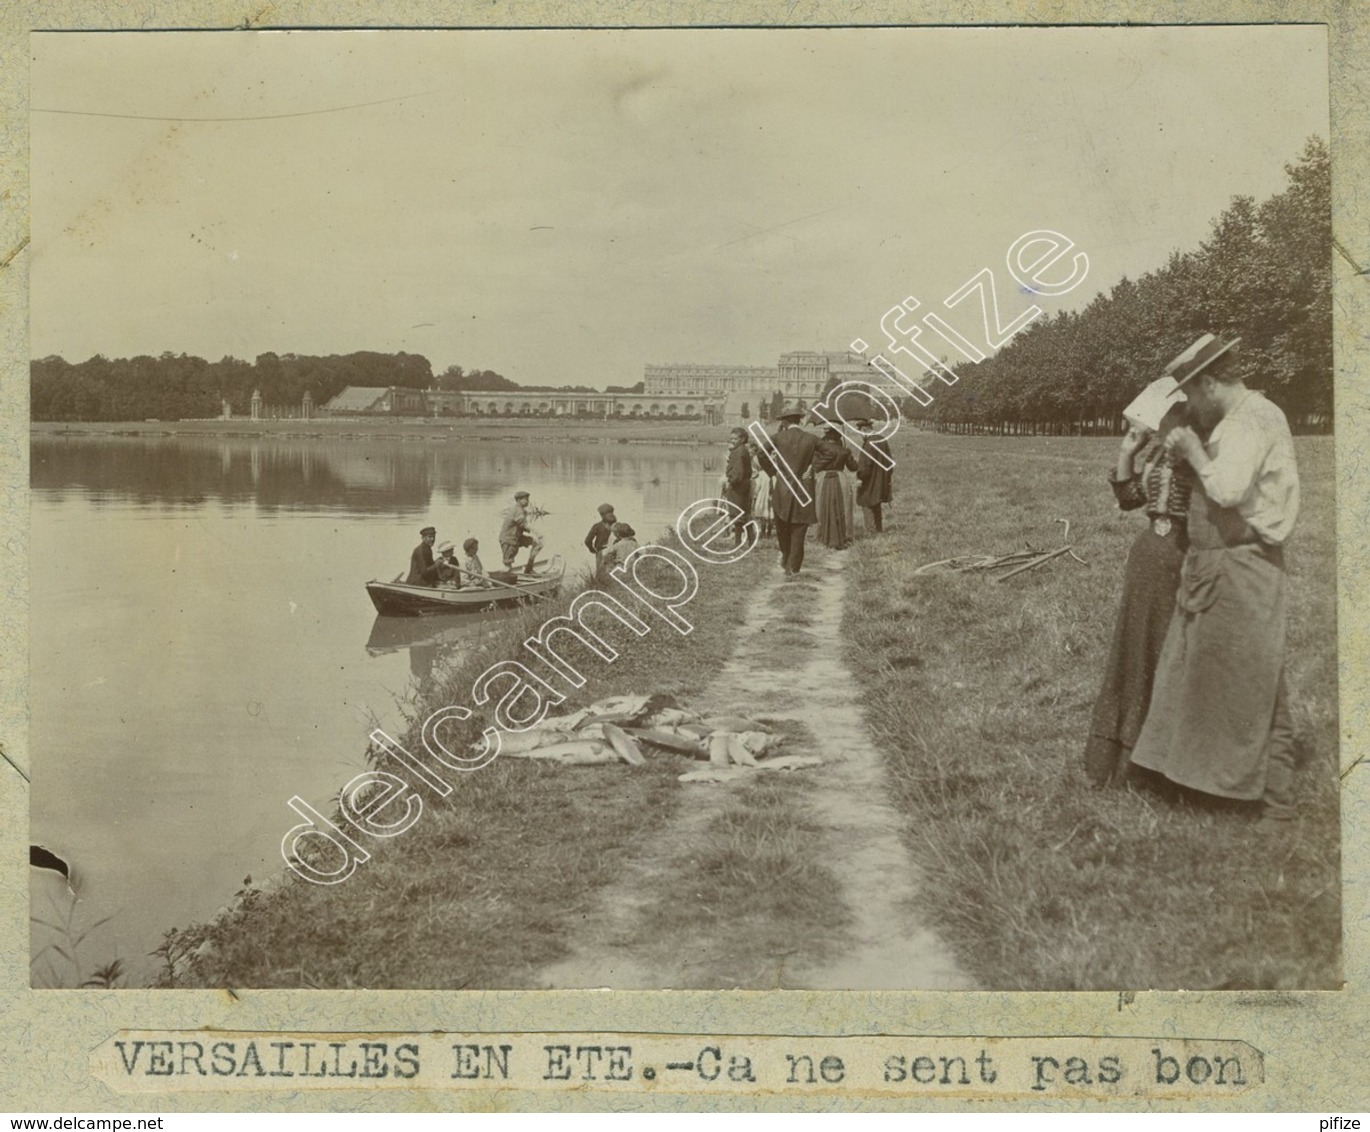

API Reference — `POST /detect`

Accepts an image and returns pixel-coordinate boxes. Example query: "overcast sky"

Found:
[30,26,1327,388]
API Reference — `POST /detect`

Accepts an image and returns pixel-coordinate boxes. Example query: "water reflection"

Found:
[32,434,714,516]
[364,611,517,683]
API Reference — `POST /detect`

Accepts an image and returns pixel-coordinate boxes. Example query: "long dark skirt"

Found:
[1083,526,1185,785]
[816,472,850,549]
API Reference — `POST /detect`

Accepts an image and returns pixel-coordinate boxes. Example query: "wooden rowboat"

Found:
[366,558,565,617]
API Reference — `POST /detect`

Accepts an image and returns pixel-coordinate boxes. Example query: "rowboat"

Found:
[366,557,565,617]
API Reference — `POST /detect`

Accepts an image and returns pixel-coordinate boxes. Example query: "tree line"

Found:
[895,137,1331,435]
[30,350,439,422]
[29,349,644,421]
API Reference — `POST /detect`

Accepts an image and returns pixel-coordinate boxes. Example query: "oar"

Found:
[462,570,530,595]
[464,566,562,596]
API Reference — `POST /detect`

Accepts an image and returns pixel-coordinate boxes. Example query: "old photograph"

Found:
[27,25,1336,994]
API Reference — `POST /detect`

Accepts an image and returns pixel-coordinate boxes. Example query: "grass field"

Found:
[844,432,1340,990]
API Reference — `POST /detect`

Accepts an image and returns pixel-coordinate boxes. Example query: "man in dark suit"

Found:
[756,404,819,575]
[406,525,440,586]
[854,418,894,534]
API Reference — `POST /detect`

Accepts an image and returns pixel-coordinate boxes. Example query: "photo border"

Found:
[3,0,1366,1112]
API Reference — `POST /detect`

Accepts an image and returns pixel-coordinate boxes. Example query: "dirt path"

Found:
[537,545,971,990]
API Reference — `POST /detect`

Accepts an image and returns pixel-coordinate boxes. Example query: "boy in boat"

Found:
[499,490,545,574]
[435,541,462,585]
[406,525,441,586]
[461,538,493,588]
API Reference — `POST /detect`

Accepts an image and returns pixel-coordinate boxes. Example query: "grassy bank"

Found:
[159,541,778,989]
[844,433,1340,990]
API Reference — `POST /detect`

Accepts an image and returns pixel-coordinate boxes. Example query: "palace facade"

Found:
[644,350,879,419]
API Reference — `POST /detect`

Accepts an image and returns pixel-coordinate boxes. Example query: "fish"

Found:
[757,755,822,772]
[701,714,768,733]
[629,727,706,756]
[602,722,645,766]
[725,734,758,767]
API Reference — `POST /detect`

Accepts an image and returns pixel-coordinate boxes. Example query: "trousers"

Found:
[774,518,809,574]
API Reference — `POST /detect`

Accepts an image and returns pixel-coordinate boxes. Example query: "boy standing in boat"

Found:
[406,525,440,586]
[499,490,545,574]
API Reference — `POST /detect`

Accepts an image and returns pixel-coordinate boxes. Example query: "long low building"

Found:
[324,386,723,421]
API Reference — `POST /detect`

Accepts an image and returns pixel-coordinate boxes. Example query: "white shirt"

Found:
[1196,390,1300,546]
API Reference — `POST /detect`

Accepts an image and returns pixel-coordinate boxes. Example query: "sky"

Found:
[30,26,1328,389]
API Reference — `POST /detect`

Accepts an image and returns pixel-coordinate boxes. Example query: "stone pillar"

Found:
[250,389,263,421]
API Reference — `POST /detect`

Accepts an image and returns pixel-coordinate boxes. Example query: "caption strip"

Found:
[95,1032,1260,1099]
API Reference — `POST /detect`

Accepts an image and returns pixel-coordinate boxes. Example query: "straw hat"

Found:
[1166,334,1241,388]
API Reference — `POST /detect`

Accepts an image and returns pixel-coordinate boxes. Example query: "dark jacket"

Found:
[812,436,857,474]
[856,437,894,506]
[757,424,819,525]
[584,519,615,555]
[406,542,439,586]
[724,443,753,512]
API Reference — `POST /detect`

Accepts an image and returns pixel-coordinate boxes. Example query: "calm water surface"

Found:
[30,434,719,984]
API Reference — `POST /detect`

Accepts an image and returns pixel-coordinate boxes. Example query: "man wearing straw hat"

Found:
[756,403,819,575]
[1128,334,1302,832]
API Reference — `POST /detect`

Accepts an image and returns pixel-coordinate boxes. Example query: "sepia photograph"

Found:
[26,24,1337,997]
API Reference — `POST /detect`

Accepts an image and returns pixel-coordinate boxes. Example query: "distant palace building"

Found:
[645,350,878,420]
[318,349,889,423]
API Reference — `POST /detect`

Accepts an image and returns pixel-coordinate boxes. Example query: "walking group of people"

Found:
[722,403,894,576]
[1084,333,1302,832]
[403,490,550,590]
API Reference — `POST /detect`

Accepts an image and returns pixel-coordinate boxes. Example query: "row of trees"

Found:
[31,350,436,422]
[30,349,641,422]
[890,137,1331,434]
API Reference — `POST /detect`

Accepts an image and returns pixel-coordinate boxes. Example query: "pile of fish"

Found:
[482,693,822,783]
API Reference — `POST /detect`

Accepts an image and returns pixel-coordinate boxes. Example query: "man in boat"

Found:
[584,502,617,569]
[435,540,462,585]
[499,491,545,574]
[461,537,493,588]
[406,525,441,586]
[723,427,754,546]
[755,403,819,576]
[854,418,894,534]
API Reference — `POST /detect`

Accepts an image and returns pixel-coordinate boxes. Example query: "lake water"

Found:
[29,433,720,985]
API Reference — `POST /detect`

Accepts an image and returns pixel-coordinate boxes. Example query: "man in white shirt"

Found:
[1129,335,1302,832]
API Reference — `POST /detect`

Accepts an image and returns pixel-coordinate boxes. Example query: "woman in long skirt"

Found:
[1083,403,1193,786]
[812,426,858,549]
[750,453,773,540]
